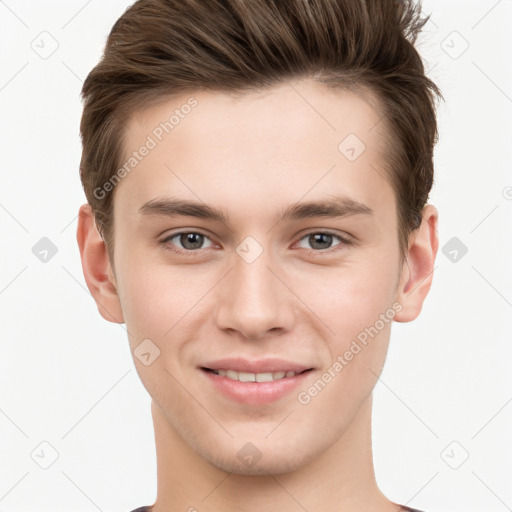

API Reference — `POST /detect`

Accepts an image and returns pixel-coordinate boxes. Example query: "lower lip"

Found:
[200,368,314,405]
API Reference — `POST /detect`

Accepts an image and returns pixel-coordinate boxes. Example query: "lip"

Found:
[200,368,314,405]
[200,357,313,374]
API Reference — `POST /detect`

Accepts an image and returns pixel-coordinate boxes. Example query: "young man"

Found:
[76,0,441,511]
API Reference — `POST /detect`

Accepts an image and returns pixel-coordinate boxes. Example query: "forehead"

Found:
[114,78,395,226]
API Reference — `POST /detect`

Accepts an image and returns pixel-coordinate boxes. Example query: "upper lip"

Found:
[200,357,313,374]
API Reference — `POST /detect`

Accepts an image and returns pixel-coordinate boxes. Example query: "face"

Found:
[104,79,408,474]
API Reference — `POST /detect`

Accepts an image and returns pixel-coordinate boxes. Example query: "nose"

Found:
[215,245,296,340]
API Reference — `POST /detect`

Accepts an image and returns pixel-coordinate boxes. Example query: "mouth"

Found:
[199,366,315,405]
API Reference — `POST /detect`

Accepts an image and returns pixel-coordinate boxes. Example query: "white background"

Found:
[0,1,511,511]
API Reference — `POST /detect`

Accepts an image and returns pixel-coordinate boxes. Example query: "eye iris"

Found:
[181,233,203,250]
[309,233,333,250]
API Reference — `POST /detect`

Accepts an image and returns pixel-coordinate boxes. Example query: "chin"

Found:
[203,445,311,476]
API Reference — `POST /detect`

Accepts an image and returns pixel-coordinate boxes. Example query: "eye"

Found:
[160,230,352,256]
[296,231,351,253]
[161,231,215,253]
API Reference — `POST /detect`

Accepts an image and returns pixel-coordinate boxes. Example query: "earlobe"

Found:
[76,204,125,324]
[394,204,439,323]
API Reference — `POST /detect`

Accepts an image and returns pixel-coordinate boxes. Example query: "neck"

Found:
[149,394,398,512]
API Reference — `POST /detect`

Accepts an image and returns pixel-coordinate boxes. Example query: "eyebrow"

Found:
[138,195,374,224]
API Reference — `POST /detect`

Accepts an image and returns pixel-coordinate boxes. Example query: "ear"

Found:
[76,204,125,324]
[394,204,439,323]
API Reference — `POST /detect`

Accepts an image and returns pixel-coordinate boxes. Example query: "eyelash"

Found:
[160,230,352,256]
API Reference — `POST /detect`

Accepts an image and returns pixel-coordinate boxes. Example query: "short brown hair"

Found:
[79,0,442,263]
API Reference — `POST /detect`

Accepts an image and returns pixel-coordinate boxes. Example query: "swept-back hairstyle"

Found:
[79,0,442,262]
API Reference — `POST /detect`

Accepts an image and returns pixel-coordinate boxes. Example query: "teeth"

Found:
[211,369,298,382]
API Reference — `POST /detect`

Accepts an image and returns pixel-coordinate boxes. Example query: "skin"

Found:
[77,78,438,512]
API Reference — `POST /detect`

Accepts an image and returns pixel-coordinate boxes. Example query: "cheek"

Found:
[114,262,170,342]
[292,256,398,335]
[295,279,394,425]
[288,256,398,396]
[116,260,216,349]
